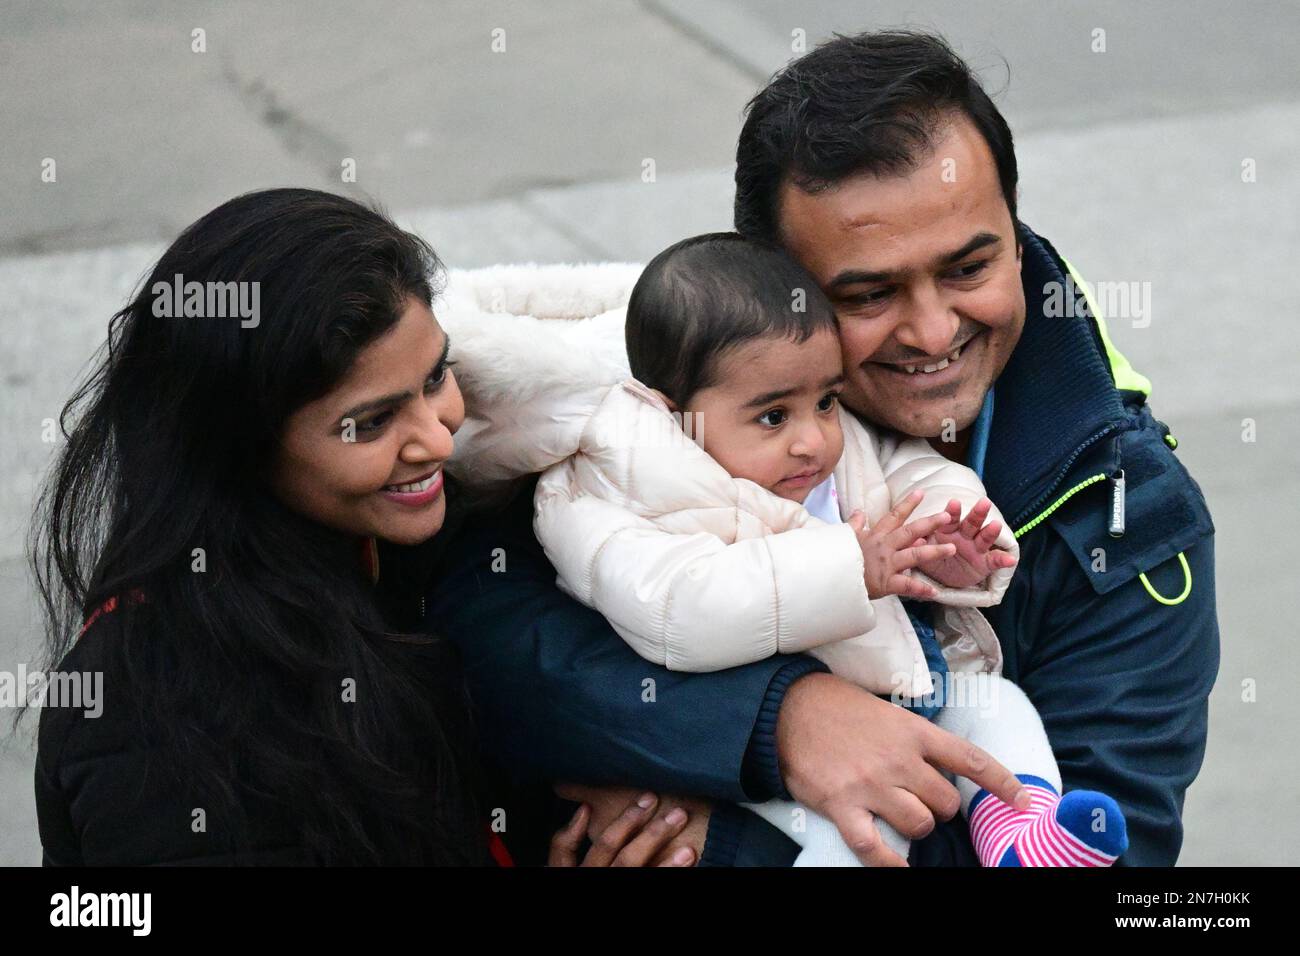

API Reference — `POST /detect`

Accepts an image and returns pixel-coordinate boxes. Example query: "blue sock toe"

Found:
[1056,790,1128,857]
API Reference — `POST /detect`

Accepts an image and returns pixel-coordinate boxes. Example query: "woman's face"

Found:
[271,297,464,546]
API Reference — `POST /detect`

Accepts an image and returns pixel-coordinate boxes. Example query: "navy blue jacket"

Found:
[426,225,1220,866]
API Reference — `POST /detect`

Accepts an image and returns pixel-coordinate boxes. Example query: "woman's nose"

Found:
[402,401,456,464]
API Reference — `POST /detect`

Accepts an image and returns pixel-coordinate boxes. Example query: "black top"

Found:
[34,477,495,866]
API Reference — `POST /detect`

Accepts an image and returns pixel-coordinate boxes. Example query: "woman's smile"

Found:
[380,467,445,507]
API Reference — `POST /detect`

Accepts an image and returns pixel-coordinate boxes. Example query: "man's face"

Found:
[776,114,1025,441]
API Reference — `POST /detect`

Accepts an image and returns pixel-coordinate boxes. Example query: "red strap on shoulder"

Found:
[486,828,515,868]
[78,588,146,639]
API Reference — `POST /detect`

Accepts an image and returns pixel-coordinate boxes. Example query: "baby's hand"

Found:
[908,497,1018,590]
[846,490,958,601]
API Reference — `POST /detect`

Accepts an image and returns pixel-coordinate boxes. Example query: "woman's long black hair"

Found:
[28,188,484,865]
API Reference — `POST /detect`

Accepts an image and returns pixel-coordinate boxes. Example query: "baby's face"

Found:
[685,327,846,505]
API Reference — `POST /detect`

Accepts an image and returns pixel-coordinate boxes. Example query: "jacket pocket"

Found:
[1047,424,1215,596]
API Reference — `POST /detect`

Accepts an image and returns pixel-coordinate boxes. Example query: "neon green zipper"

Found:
[1013,473,1109,539]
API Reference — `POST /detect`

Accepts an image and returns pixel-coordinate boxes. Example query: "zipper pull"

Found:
[1108,468,1126,538]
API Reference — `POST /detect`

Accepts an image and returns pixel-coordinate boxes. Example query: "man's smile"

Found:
[866,329,986,389]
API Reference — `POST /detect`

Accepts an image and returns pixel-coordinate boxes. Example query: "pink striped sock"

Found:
[968,782,1124,867]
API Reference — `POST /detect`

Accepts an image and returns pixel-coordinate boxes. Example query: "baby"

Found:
[532,233,1128,866]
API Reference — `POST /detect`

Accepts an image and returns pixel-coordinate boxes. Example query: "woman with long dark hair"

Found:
[28,188,697,866]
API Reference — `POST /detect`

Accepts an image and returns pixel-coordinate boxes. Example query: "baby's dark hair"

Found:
[625,232,839,407]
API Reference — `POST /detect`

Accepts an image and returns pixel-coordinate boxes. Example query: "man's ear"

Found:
[649,388,678,413]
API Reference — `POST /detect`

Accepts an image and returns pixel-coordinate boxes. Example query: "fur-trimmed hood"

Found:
[437,262,640,488]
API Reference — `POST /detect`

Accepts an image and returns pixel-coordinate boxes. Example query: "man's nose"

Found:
[895,285,960,358]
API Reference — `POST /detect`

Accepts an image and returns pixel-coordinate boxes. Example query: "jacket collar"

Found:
[981,225,1130,527]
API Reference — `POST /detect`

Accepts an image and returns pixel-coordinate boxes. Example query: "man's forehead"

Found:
[776,118,1008,274]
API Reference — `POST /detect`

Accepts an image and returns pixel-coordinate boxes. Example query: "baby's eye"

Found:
[757,408,787,428]
[817,392,840,413]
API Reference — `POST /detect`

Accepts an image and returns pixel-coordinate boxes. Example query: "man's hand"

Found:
[775,672,1031,866]
[911,497,1018,589]
[553,783,710,866]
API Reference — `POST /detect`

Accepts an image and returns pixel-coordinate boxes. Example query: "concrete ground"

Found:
[1,0,1296,865]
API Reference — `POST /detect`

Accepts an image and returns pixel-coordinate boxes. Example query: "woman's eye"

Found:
[758,409,786,428]
[354,411,392,434]
[425,359,457,391]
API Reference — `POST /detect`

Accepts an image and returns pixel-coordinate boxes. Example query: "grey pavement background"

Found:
[2,0,1297,866]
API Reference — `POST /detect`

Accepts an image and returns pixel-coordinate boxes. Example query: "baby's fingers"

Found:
[895,542,956,572]
[989,549,1019,569]
[897,511,955,544]
[877,490,925,533]
[890,573,939,600]
[974,518,1003,549]
[960,499,993,538]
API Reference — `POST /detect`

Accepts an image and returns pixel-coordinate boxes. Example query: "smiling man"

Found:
[728,30,1219,866]
[430,30,1219,867]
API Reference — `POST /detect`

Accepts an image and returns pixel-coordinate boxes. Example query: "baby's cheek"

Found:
[825,425,845,468]
[700,432,748,480]
[745,450,789,492]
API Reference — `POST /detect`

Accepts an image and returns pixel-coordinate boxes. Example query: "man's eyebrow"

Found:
[825,232,1003,290]
[937,232,1002,266]
[826,267,891,290]
[337,333,451,425]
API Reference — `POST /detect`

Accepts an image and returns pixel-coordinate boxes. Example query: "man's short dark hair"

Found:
[625,232,838,408]
[734,30,1019,242]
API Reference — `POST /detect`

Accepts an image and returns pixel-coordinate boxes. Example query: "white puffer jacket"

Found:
[437,263,1017,698]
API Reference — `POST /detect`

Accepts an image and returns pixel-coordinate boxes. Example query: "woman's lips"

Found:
[380,468,444,507]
